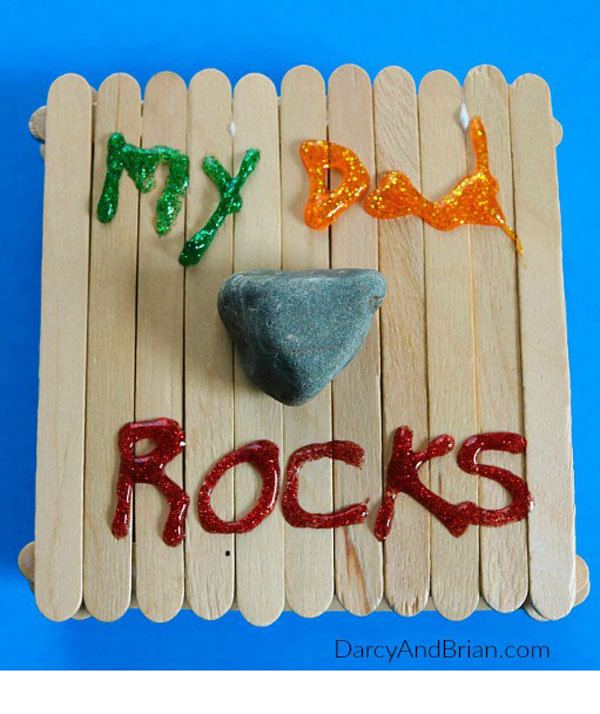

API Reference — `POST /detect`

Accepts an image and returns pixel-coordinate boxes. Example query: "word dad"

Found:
[111,418,534,547]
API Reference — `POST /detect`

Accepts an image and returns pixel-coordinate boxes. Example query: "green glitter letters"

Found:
[179,149,260,267]
[97,132,189,236]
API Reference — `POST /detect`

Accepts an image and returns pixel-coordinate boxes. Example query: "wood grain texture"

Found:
[510,74,576,620]
[135,72,187,622]
[419,71,479,620]
[328,65,383,615]
[374,67,430,616]
[280,66,333,617]
[233,73,285,626]
[35,74,93,621]
[83,74,141,620]
[21,538,589,617]
[464,66,528,612]
[184,70,235,619]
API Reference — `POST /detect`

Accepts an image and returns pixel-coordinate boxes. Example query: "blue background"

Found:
[0,0,598,670]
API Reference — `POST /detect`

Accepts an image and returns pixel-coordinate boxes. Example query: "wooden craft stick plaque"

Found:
[22,66,589,625]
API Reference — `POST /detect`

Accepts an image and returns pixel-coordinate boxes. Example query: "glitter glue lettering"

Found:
[300,140,370,230]
[375,427,456,542]
[282,441,369,528]
[375,427,532,542]
[197,440,280,534]
[179,149,260,266]
[364,118,522,254]
[97,132,189,236]
[455,432,533,527]
[112,418,189,547]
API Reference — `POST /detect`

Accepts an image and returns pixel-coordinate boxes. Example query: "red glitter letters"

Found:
[456,432,533,527]
[112,418,189,547]
[375,427,456,541]
[282,441,369,528]
[375,427,533,542]
[197,440,280,534]
[111,420,533,543]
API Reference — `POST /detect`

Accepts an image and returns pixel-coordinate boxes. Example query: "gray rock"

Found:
[217,269,387,406]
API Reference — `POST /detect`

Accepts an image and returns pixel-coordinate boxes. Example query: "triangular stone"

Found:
[217,269,387,406]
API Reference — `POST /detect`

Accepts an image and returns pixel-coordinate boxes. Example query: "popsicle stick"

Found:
[35,74,93,621]
[280,65,333,617]
[184,70,235,619]
[135,72,187,622]
[372,67,430,616]
[575,556,590,606]
[83,74,141,621]
[29,106,46,141]
[510,74,576,620]
[21,538,590,618]
[464,66,527,612]
[419,71,479,620]
[328,65,383,615]
[554,120,563,146]
[233,74,284,626]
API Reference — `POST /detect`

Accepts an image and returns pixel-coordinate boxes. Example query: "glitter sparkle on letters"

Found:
[300,140,370,229]
[375,427,455,542]
[456,432,533,527]
[364,118,522,254]
[109,419,533,543]
[197,440,280,534]
[97,132,189,236]
[112,418,189,547]
[375,427,533,542]
[282,441,369,528]
[179,149,260,266]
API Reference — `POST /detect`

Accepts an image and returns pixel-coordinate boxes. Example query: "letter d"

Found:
[336,640,352,658]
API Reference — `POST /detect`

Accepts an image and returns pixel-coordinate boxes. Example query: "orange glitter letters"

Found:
[363,117,521,253]
[300,140,370,229]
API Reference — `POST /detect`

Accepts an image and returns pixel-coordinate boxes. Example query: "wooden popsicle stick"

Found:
[526,552,589,619]
[526,556,588,620]
[35,74,93,621]
[419,71,479,620]
[464,66,528,612]
[328,65,383,615]
[20,539,591,618]
[83,74,141,621]
[523,597,547,621]
[510,74,576,620]
[29,106,46,142]
[184,70,235,619]
[373,67,430,616]
[554,120,563,147]
[135,72,187,622]
[280,65,333,617]
[232,73,284,626]
[575,554,590,604]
